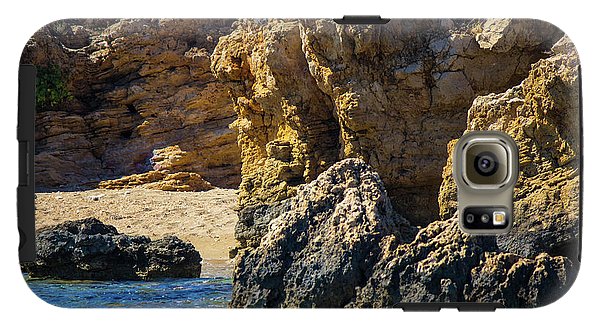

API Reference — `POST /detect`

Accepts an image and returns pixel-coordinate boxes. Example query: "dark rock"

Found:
[23,218,202,280]
[143,236,203,279]
[464,252,576,307]
[353,218,497,307]
[350,214,577,308]
[230,158,416,308]
[235,200,292,249]
[231,159,578,308]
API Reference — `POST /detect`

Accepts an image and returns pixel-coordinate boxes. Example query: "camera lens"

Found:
[474,152,498,177]
[481,214,490,223]
[466,214,475,223]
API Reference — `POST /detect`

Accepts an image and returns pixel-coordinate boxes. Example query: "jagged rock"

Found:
[475,19,559,52]
[22,218,202,280]
[98,170,213,191]
[353,218,496,306]
[144,236,204,279]
[22,19,241,190]
[213,19,563,225]
[230,159,415,307]
[352,217,576,308]
[438,36,580,259]
[464,252,575,307]
[231,159,578,308]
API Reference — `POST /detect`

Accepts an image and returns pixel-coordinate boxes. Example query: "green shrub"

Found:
[36,65,73,110]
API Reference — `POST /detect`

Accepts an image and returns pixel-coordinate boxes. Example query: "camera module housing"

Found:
[453,131,519,234]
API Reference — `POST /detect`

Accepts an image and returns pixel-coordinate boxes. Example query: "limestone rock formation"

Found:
[23,19,241,191]
[98,170,213,191]
[353,219,496,306]
[213,19,563,225]
[150,145,194,172]
[231,160,576,308]
[96,145,215,191]
[234,200,292,249]
[23,218,202,280]
[23,19,580,307]
[211,20,341,209]
[230,158,415,307]
[438,35,581,259]
[229,28,579,308]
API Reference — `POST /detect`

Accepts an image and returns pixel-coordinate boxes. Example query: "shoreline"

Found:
[34,188,238,260]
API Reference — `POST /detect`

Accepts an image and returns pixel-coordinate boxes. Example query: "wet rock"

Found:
[144,236,204,279]
[230,159,415,307]
[23,218,202,280]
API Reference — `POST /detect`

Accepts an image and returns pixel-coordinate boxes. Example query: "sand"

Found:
[34,188,239,262]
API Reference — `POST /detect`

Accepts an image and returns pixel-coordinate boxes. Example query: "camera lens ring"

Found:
[474,151,499,177]
[466,214,475,223]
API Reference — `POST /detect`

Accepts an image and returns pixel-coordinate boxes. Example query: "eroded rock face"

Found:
[23,218,202,280]
[352,217,576,308]
[230,31,580,308]
[232,160,577,308]
[23,19,241,190]
[464,252,575,307]
[230,159,415,307]
[212,20,341,208]
[353,219,496,306]
[213,19,563,225]
[231,159,577,308]
[438,36,581,259]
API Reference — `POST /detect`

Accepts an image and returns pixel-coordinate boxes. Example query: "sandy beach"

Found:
[34,188,239,262]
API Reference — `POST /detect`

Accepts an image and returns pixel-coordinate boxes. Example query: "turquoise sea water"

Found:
[24,260,233,308]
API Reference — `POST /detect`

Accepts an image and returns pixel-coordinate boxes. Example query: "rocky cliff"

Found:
[23,19,241,190]
[212,19,564,225]
[438,35,581,260]
[225,22,580,308]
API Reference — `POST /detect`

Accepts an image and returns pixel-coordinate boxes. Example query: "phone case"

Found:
[18,17,581,309]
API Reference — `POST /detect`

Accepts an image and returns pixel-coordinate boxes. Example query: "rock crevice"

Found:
[212,18,564,225]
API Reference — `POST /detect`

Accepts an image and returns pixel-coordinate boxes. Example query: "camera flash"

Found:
[493,211,506,226]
